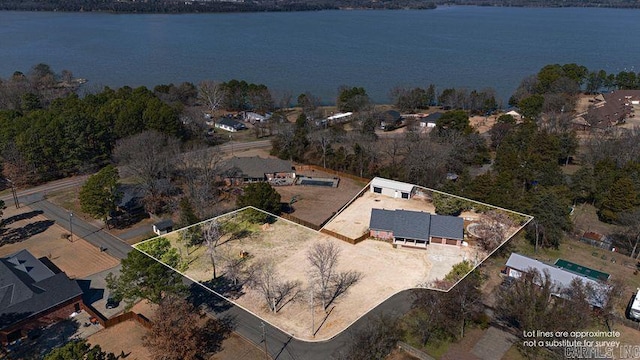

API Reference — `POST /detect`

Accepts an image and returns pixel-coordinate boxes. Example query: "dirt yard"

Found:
[0,205,119,278]
[322,191,437,239]
[146,212,476,341]
[275,168,367,227]
[88,320,151,360]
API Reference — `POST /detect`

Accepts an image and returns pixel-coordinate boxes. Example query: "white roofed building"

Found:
[369,177,415,200]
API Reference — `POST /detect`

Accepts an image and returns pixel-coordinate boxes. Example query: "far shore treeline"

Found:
[1,0,639,13]
[2,62,640,253]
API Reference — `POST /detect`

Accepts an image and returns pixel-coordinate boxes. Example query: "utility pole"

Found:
[7,179,19,209]
[260,322,269,360]
[310,282,315,337]
[69,212,74,242]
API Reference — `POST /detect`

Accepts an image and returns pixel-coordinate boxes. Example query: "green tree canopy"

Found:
[106,249,186,310]
[237,182,282,215]
[435,110,472,136]
[79,165,120,225]
[337,86,370,112]
[44,340,116,360]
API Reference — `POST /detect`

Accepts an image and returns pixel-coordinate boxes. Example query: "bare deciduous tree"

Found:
[198,80,225,114]
[113,130,180,213]
[144,295,230,360]
[307,242,340,310]
[474,210,515,251]
[177,145,224,218]
[203,220,222,279]
[307,241,362,311]
[248,259,300,313]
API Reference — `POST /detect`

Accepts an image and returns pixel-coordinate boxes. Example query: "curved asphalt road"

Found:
[7,165,415,359]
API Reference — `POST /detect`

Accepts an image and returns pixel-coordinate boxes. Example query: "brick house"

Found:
[369,209,464,249]
[221,156,295,186]
[0,250,83,344]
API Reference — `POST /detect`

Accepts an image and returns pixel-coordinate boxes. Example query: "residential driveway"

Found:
[471,326,518,360]
[80,264,127,318]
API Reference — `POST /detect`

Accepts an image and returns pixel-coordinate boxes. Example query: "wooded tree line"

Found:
[3,0,640,13]
[274,63,640,252]
[0,0,436,13]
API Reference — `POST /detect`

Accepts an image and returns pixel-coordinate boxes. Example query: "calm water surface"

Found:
[1,7,639,103]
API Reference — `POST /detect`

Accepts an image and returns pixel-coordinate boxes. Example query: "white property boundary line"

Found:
[134,184,534,342]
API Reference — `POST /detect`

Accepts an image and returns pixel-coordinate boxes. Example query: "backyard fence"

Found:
[280,213,321,231]
[294,164,370,184]
[81,302,152,329]
[397,341,435,360]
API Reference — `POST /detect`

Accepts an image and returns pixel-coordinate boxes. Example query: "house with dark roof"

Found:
[584,90,640,129]
[369,209,464,249]
[0,250,83,344]
[215,118,247,132]
[378,110,402,131]
[222,156,295,185]
[153,219,174,236]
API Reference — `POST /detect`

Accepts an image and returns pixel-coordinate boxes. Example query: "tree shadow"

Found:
[325,270,362,310]
[1,210,43,227]
[203,314,235,354]
[0,220,55,246]
[6,318,80,359]
[187,281,233,314]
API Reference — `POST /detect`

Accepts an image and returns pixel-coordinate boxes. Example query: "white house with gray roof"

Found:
[370,177,415,199]
[369,209,464,248]
[505,253,610,308]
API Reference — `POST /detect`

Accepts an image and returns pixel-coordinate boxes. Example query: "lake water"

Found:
[1,7,639,104]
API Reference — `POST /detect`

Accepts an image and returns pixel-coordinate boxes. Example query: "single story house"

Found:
[0,250,83,344]
[369,209,464,248]
[504,253,609,308]
[115,184,145,216]
[378,110,402,130]
[370,177,414,199]
[221,156,295,185]
[215,118,247,132]
[419,112,443,128]
[153,219,174,235]
[242,111,271,123]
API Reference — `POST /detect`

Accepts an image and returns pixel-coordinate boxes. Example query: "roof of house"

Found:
[369,209,461,242]
[154,219,174,231]
[216,118,245,129]
[392,210,431,241]
[0,250,83,330]
[117,184,144,210]
[370,177,415,193]
[378,110,402,123]
[419,112,444,123]
[505,253,608,307]
[430,215,464,240]
[223,156,294,179]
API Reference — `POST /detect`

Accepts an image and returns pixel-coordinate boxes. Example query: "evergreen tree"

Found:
[79,165,120,227]
[237,182,282,215]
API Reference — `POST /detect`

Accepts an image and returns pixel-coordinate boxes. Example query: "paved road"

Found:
[12,185,416,359]
[20,192,131,260]
[192,281,415,360]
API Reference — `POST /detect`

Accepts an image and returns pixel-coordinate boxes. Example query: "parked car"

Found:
[105,296,120,309]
